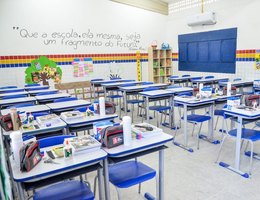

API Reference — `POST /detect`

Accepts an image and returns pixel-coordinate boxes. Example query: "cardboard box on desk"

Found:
[36,114,61,126]
[227,97,240,108]
[60,111,84,121]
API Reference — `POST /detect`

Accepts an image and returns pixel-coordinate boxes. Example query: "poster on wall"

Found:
[255,49,260,70]
[72,58,93,77]
[25,56,62,85]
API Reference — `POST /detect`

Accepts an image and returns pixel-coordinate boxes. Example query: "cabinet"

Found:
[148,47,172,83]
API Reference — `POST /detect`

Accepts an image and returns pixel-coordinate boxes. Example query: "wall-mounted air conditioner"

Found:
[187,12,216,26]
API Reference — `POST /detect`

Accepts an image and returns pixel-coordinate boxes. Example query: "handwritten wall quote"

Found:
[14,27,145,51]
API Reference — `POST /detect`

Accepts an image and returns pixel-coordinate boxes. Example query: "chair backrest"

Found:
[91,78,103,82]
[110,77,121,80]
[74,106,88,112]
[25,83,41,87]
[182,75,190,77]
[30,112,49,120]
[177,92,192,96]
[38,135,75,148]
[167,85,181,89]
[27,87,46,91]
[169,75,179,78]
[2,89,24,93]
[53,97,78,103]
[190,77,202,81]
[142,82,153,85]
[2,94,27,99]
[205,76,214,79]
[120,83,136,87]
[143,87,159,92]
[7,103,34,109]
[0,86,17,89]
[233,78,242,82]
[36,91,58,96]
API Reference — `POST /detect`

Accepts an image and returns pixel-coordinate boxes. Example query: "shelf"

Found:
[148,47,172,83]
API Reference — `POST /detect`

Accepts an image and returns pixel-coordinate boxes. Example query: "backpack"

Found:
[100,125,124,148]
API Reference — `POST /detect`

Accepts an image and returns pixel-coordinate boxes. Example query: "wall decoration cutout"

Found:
[108,61,122,79]
[25,56,62,85]
[72,58,93,77]
[255,50,260,70]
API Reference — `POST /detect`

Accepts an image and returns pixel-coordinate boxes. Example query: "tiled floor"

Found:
[91,106,260,200]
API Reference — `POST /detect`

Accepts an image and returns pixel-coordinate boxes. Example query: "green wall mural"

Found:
[25,56,62,85]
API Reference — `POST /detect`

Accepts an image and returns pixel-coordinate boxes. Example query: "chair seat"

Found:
[214,109,224,116]
[127,99,144,104]
[149,105,171,111]
[184,114,211,123]
[107,95,123,99]
[228,128,260,142]
[109,161,156,188]
[33,180,94,200]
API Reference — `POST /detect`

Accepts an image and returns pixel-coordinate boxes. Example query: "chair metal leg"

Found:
[116,187,121,200]
[215,135,228,163]
[244,141,249,152]
[156,111,159,127]
[138,183,141,194]
[249,141,254,175]
[214,116,219,130]
[131,104,134,122]
[191,123,195,137]
[197,123,203,150]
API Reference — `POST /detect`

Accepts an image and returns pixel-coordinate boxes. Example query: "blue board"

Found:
[178,28,237,74]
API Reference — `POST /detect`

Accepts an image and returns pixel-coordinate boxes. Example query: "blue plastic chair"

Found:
[205,76,214,79]
[2,94,27,99]
[27,88,47,91]
[25,83,41,87]
[1,89,24,93]
[0,86,17,89]
[36,91,58,96]
[233,78,242,82]
[53,97,78,103]
[216,113,260,175]
[33,135,94,200]
[190,77,202,87]
[142,82,154,85]
[91,79,104,98]
[142,87,171,127]
[7,103,34,109]
[182,75,190,77]
[109,160,156,200]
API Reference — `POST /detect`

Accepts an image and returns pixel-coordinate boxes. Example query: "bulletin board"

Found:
[72,58,94,77]
[178,28,237,74]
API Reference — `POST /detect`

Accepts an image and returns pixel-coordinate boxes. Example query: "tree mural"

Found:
[25,56,62,85]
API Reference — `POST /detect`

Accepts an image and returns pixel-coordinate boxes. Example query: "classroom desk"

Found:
[119,83,168,114]
[35,93,71,103]
[1,105,50,116]
[24,85,49,90]
[91,79,133,100]
[139,90,175,126]
[220,107,260,177]
[103,132,173,200]
[173,96,217,152]
[27,89,58,96]
[169,76,202,86]
[0,88,25,93]
[102,81,143,98]
[0,91,29,99]
[2,118,67,137]
[0,97,36,109]
[61,114,118,132]
[10,146,107,200]
[46,100,91,114]
[218,80,253,93]
[192,77,229,87]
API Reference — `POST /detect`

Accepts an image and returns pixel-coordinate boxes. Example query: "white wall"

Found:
[0,0,167,86]
[166,0,260,81]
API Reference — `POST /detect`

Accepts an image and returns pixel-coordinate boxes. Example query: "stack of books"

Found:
[60,111,84,121]
[36,114,61,125]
